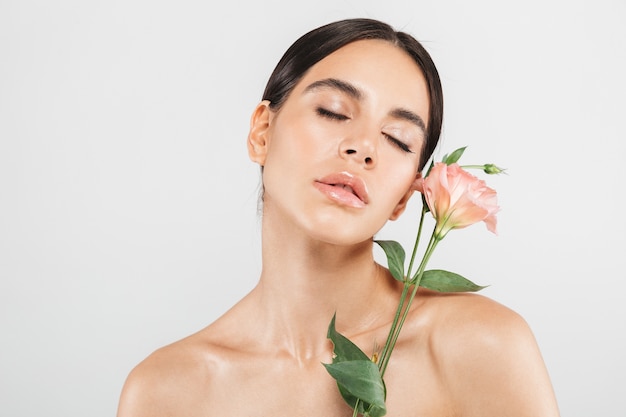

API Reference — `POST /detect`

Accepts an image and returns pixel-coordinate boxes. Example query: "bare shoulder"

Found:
[424,290,539,364]
[422,289,531,342]
[116,331,218,417]
[418,290,560,416]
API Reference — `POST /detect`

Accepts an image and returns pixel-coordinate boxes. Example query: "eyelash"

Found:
[384,134,413,153]
[316,107,349,121]
[316,107,414,154]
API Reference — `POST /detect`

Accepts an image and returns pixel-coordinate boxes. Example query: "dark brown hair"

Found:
[262,18,443,171]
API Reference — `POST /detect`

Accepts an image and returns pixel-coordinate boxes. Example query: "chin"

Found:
[304,223,377,248]
[305,211,388,245]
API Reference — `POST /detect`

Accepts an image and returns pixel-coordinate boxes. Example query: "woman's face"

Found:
[249,39,430,245]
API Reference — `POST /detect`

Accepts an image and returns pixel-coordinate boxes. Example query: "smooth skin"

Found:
[117,40,560,417]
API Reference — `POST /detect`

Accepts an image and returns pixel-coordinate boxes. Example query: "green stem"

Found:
[406,205,427,280]
[377,282,410,369]
[411,232,440,285]
[379,230,441,377]
[378,284,410,377]
[352,400,360,417]
[377,205,427,371]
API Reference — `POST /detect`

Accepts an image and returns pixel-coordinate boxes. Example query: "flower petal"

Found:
[421,162,499,236]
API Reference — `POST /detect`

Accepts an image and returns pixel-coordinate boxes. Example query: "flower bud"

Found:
[483,164,506,175]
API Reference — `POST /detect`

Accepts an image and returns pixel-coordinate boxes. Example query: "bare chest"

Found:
[190,351,454,417]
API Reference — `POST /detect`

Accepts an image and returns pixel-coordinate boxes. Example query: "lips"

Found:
[314,171,369,208]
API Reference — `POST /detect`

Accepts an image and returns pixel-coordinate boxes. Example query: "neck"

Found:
[248,204,399,363]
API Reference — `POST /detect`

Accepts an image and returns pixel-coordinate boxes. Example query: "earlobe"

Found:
[389,173,422,221]
[389,189,414,221]
[247,100,272,166]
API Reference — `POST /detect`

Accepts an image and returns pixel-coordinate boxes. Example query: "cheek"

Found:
[380,154,419,193]
[273,114,329,153]
[261,123,325,197]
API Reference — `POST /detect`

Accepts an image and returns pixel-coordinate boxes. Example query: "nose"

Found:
[339,134,377,168]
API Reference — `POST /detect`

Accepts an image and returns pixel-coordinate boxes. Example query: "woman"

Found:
[117,18,560,416]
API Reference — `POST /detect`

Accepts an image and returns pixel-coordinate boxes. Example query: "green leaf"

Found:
[325,315,387,416]
[366,403,387,417]
[323,360,387,416]
[417,269,487,292]
[336,381,387,417]
[442,146,467,165]
[327,314,370,363]
[337,385,366,415]
[374,240,406,282]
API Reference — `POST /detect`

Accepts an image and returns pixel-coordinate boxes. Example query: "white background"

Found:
[1,0,624,416]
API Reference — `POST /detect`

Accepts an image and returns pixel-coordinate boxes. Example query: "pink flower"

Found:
[415,162,499,238]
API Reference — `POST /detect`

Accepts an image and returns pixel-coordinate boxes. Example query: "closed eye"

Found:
[316,107,349,121]
[317,106,413,153]
[384,133,414,153]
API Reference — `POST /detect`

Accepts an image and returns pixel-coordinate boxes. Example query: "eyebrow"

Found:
[303,77,427,132]
[389,108,426,133]
[304,78,362,100]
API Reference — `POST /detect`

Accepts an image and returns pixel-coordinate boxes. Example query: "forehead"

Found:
[294,39,430,119]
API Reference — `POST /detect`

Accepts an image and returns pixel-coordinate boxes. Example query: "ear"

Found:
[247,100,273,166]
[389,173,422,221]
